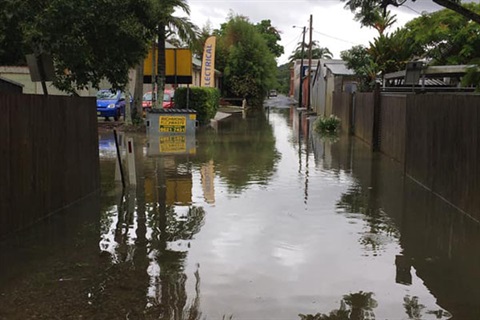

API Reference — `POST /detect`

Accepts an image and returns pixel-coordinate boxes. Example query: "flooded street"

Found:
[1,97,479,319]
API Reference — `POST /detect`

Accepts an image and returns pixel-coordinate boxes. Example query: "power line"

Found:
[312,30,359,45]
[402,5,422,15]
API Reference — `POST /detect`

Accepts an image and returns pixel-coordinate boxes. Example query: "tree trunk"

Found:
[133,62,144,119]
[124,90,133,125]
[156,25,166,110]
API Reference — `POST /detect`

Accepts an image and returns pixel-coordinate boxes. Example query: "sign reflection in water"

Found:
[2,105,480,319]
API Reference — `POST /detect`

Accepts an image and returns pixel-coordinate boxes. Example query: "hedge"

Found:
[174,87,220,125]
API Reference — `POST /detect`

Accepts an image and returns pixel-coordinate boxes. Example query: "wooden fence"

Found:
[332,92,352,133]
[405,94,480,220]
[379,94,407,164]
[332,91,480,221]
[353,92,374,144]
[0,93,100,238]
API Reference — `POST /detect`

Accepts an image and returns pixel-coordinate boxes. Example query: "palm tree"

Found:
[289,40,333,62]
[154,0,198,108]
[371,10,397,35]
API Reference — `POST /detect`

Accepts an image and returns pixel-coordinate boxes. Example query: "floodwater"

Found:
[1,96,480,319]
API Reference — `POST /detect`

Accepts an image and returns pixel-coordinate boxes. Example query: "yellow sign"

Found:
[159,135,187,153]
[201,36,216,87]
[159,116,186,133]
[144,46,192,85]
[165,49,192,77]
[144,44,157,76]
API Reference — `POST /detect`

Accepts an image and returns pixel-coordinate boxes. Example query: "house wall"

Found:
[0,93,100,238]
[0,66,110,96]
[325,73,338,116]
[311,68,327,115]
[1,65,216,98]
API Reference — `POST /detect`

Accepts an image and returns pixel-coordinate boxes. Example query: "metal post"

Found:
[307,14,313,110]
[113,129,126,188]
[151,41,156,108]
[298,26,306,109]
[36,54,48,96]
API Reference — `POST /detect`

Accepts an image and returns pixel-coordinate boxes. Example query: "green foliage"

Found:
[461,59,480,90]
[174,87,220,125]
[289,40,333,62]
[314,115,341,135]
[255,19,284,58]
[7,0,156,93]
[341,0,480,28]
[192,23,213,58]
[0,0,26,65]
[369,28,418,74]
[153,0,199,97]
[403,3,480,65]
[341,27,418,91]
[276,62,292,94]
[217,15,277,108]
[341,45,378,91]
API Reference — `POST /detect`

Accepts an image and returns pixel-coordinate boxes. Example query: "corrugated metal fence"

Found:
[0,93,100,237]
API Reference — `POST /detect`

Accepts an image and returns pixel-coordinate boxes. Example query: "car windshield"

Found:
[143,93,154,101]
[96,90,117,100]
[163,94,171,102]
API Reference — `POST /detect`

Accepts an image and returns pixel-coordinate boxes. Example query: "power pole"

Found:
[307,14,313,111]
[298,26,306,109]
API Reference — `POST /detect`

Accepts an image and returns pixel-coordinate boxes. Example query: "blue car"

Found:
[96,89,126,121]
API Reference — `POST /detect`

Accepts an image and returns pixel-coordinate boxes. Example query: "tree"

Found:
[402,3,480,65]
[341,45,378,91]
[255,19,285,58]
[192,22,214,58]
[218,15,277,107]
[277,62,292,94]
[341,27,419,90]
[153,0,198,108]
[289,41,333,62]
[371,10,397,35]
[0,0,27,65]
[14,0,156,94]
[341,0,480,26]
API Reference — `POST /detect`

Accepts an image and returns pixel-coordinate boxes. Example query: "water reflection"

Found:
[193,111,280,193]
[309,131,476,319]
[94,134,207,318]
[2,108,480,319]
[299,291,378,320]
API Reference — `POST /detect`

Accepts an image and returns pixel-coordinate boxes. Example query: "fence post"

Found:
[349,92,356,135]
[372,84,381,151]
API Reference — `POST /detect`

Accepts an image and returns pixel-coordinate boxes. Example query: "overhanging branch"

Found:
[432,0,480,24]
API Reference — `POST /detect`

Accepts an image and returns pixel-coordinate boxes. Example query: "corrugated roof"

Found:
[325,62,355,76]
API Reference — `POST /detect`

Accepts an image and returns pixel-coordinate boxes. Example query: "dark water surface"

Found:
[1,99,479,319]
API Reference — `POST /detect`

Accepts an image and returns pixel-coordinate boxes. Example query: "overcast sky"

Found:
[181,0,480,65]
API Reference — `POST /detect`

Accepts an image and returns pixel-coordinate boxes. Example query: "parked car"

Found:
[142,90,175,111]
[96,89,126,121]
[269,89,278,97]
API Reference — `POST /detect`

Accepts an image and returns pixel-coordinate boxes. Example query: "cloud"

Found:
[184,0,478,65]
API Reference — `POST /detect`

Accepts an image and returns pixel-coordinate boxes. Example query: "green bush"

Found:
[314,115,341,134]
[175,87,220,125]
